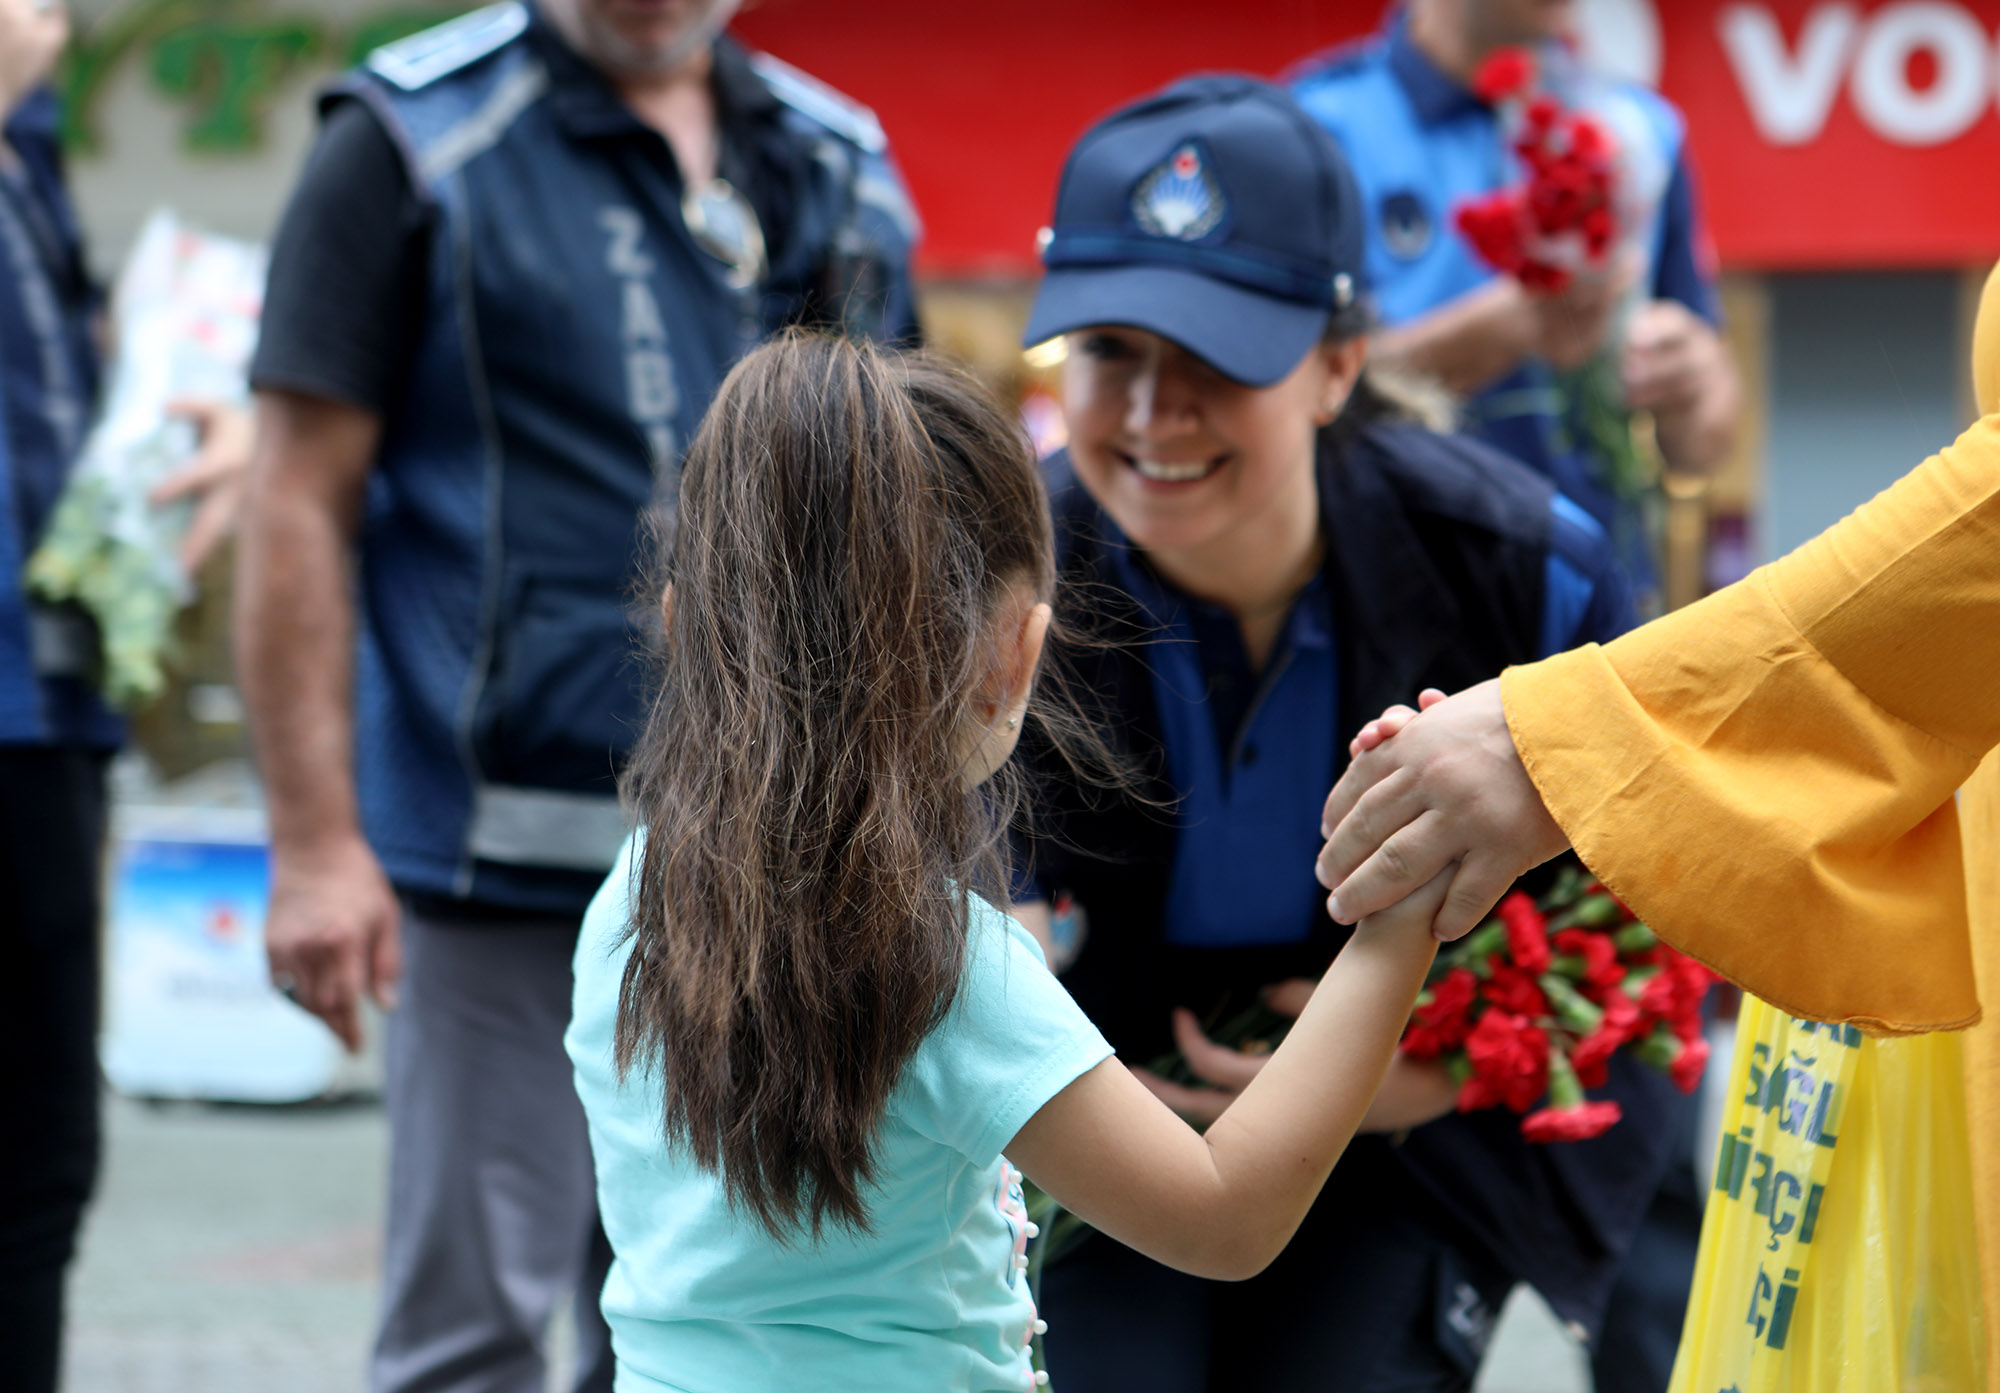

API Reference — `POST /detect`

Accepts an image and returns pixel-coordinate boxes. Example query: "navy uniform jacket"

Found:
[0,88,112,748]
[1018,418,1677,1333]
[289,5,919,912]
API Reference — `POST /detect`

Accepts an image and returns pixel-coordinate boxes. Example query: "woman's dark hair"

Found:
[616,331,1058,1242]
[1320,300,1456,448]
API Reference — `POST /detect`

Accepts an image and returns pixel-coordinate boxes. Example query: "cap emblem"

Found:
[1132,142,1224,241]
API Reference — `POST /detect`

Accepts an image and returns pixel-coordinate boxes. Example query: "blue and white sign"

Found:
[100,807,349,1102]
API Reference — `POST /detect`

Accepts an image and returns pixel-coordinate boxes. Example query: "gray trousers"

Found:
[371,903,615,1393]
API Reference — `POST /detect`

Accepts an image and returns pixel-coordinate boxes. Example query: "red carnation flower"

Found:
[1481,963,1547,1018]
[1496,891,1551,973]
[1523,94,1560,135]
[1458,1072,1505,1113]
[1463,1009,1549,1113]
[1567,113,1615,163]
[1568,990,1639,1087]
[1639,952,1716,1026]
[1404,967,1479,1059]
[1669,1034,1711,1094]
[1454,195,1527,274]
[1522,1099,1624,1143]
[1553,927,1622,987]
[1569,1028,1618,1089]
[1472,47,1535,104]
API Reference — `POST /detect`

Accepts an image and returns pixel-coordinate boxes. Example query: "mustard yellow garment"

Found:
[1501,261,2000,1380]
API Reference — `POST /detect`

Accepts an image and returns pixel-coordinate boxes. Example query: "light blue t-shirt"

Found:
[566,837,1114,1393]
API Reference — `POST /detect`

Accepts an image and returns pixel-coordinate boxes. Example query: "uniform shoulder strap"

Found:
[748,51,886,154]
[367,2,530,91]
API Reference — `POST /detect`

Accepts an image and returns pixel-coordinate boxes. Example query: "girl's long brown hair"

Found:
[616,332,1057,1241]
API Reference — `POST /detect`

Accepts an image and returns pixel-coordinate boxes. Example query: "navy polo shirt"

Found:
[1289,20,1722,597]
[1093,492,1629,949]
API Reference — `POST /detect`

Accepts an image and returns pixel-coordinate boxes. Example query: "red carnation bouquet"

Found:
[1453,46,1676,553]
[1138,858,1716,1144]
[1402,861,1715,1143]
[1454,46,1621,294]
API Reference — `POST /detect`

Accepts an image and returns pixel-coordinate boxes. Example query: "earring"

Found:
[1005,716,1019,731]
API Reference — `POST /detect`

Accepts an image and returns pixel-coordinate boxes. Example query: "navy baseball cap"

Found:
[1023,75,1367,388]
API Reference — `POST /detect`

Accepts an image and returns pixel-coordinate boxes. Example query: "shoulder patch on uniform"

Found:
[368,2,529,91]
[749,52,886,154]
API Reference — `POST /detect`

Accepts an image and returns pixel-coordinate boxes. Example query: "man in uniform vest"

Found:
[237,1,918,1387]
[1289,0,1739,612]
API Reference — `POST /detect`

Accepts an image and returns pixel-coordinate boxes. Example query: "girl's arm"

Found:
[1005,875,1445,1282]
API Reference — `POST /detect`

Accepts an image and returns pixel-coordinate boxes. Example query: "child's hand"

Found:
[1321,681,1569,941]
[1347,688,1446,757]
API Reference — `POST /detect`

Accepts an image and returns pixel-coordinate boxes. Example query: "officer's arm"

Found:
[1373,262,1631,392]
[1369,278,1542,396]
[1625,156,1739,475]
[235,392,378,858]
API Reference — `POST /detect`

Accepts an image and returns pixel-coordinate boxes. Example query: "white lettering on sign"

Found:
[1718,4,1859,146]
[1720,1,2000,148]
[1850,3,1988,144]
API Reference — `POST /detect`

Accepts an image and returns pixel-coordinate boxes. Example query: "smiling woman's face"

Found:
[1060,325,1355,563]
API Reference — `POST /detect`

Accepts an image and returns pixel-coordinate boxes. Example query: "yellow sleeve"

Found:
[1500,412,2000,1034]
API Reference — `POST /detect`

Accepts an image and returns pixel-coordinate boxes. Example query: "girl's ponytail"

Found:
[617,332,1052,1240]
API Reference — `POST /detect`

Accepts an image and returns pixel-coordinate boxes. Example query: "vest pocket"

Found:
[472,567,651,792]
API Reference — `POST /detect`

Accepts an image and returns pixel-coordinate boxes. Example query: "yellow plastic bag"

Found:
[1669,995,1985,1392]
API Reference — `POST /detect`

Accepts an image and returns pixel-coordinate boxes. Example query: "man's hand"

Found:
[265,833,401,1053]
[1623,298,1739,473]
[1623,299,1722,417]
[1317,679,1570,941]
[150,399,254,573]
[1133,981,1457,1133]
[1529,253,1637,371]
[0,0,65,127]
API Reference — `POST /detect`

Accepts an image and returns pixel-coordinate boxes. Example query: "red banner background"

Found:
[731,0,2000,276]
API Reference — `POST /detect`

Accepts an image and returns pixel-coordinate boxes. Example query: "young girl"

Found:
[1010,77,1682,1390]
[563,332,1446,1392]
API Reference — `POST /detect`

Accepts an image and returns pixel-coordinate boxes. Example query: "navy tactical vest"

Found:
[335,4,919,910]
[0,88,113,748]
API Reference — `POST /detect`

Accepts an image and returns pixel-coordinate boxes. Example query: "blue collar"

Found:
[1385,13,1487,127]
[1101,535,1333,656]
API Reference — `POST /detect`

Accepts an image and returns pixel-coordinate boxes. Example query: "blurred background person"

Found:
[1290,0,1740,614]
[0,0,247,1386]
[234,0,918,1388]
[1289,5,1742,1387]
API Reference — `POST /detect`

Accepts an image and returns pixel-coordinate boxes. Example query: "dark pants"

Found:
[0,746,109,1393]
[371,902,614,1393]
[1592,1090,1703,1393]
[1040,1146,1513,1393]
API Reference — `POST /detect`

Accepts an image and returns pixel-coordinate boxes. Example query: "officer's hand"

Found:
[1528,251,1637,371]
[1133,984,1456,1133]
[1131,983,1318,1128]
[265,833,402,1053]
[151,399,255,574]
[0,0,67,125]
[1317,679,1569,941]
[1622,299,1726,418]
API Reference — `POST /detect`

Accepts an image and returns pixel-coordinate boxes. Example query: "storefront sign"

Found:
[59,0,2000,274]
